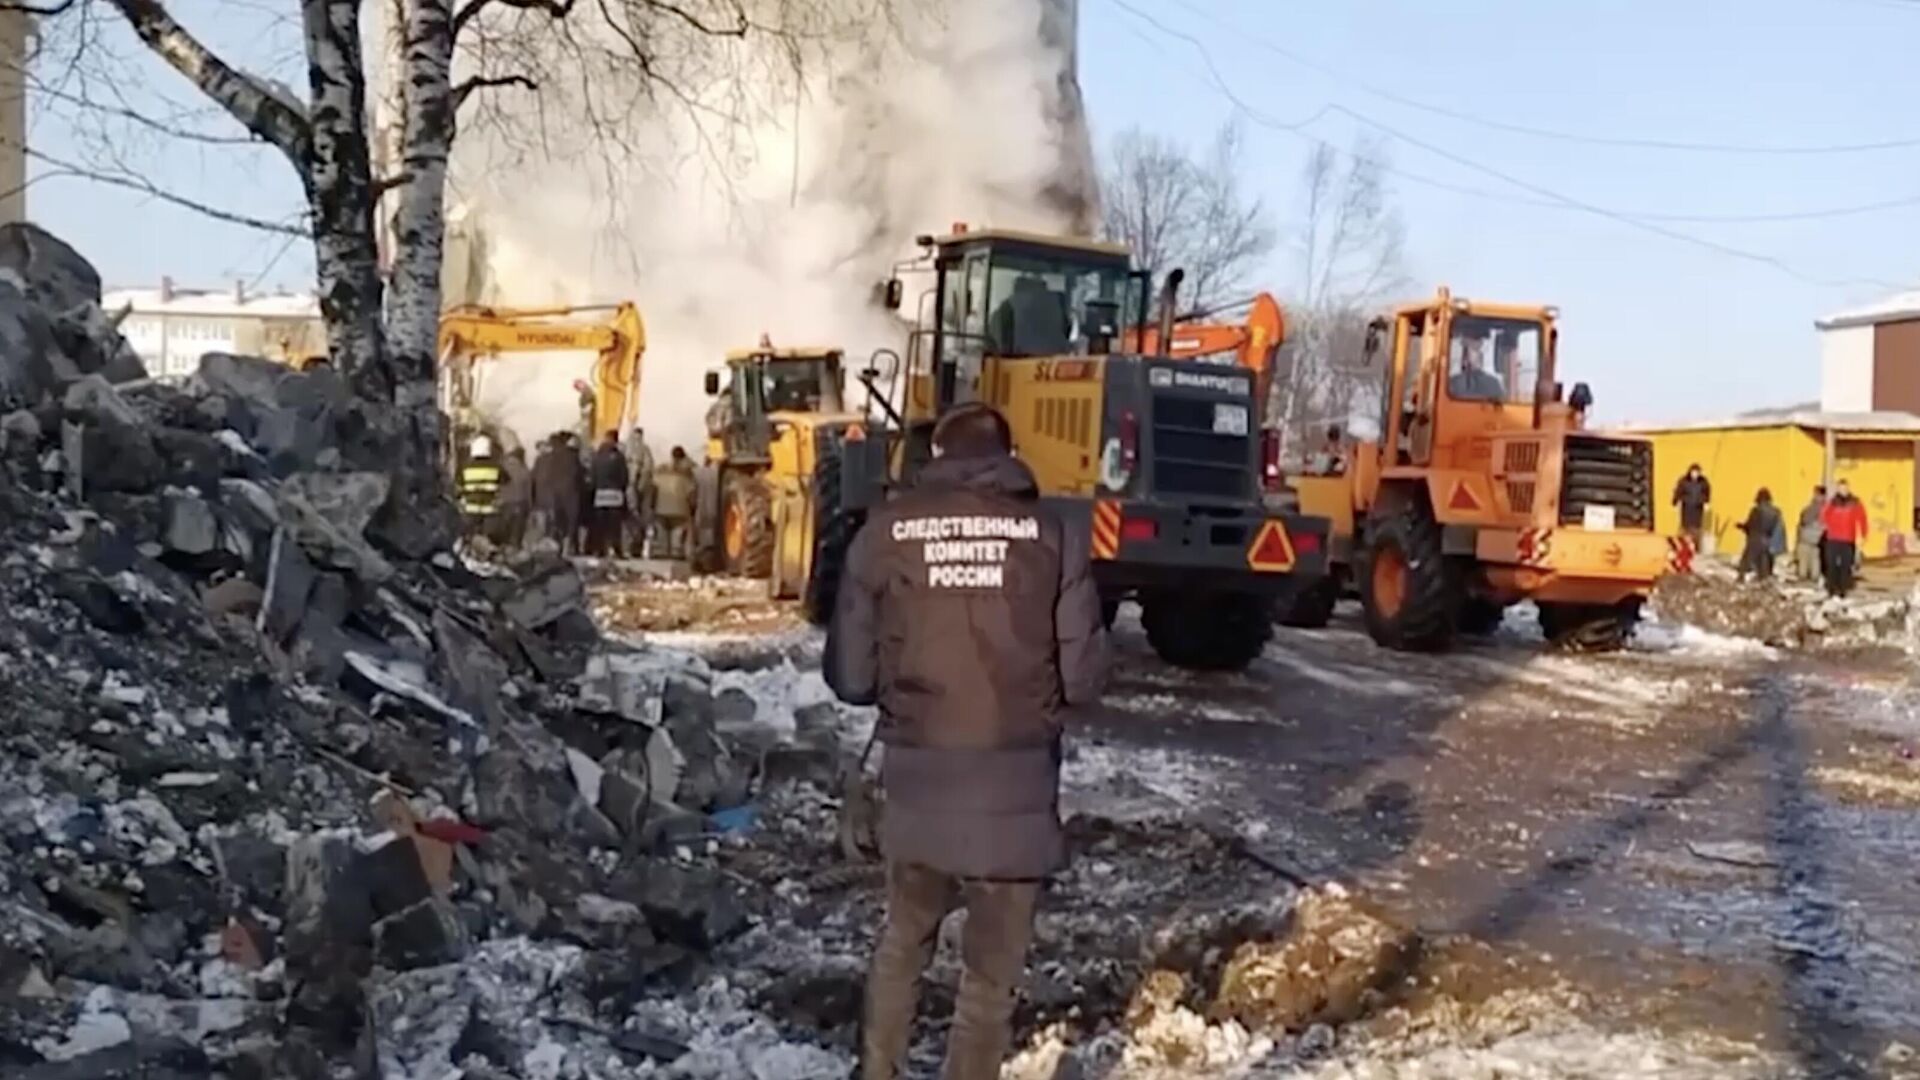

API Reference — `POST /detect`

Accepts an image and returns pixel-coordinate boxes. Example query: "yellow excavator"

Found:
[436,302,647,465]
[699,341,869,589]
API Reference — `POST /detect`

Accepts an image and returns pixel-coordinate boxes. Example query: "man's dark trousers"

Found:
[862,862,1040,1080]
[1824,540,1858,596]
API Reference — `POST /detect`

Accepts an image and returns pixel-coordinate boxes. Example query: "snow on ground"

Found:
[1107,691,1276,724]
[1061,738,1245,822]
[1261,643,1434,701]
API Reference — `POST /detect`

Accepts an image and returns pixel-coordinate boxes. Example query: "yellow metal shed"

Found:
[1620,410,1920,560]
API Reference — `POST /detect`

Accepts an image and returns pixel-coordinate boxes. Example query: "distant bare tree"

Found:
[1272,137,1406,456]
[1099,120,1274,311]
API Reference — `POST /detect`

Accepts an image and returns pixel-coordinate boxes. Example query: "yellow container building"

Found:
[1622,411,1919,560]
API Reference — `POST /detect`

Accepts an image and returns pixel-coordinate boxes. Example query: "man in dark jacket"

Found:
[1672,464,1711,548]
[585,431,630,557]
[827,403,1108,1080]
[532,431,585,555]
[1736,487,1783,581]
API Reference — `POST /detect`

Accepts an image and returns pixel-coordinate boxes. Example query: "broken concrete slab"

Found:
[257,528,316,644]
[373,897,467,970]
[635,864,746,949]
[0,222,102,312]
[433,608,511,728]
[161,493,219,557]
[191,353,287,412]
[201,577,263,618]
[62,374,142,428]
[500,561,587,631]
[275,471,393,583]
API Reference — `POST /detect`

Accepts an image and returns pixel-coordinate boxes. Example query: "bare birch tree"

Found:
[1099,120,1274,311]
[1271,137,1406,456]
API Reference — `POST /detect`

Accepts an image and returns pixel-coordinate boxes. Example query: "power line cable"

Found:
[1102,0,1909,291]
[1154,0,1920,156]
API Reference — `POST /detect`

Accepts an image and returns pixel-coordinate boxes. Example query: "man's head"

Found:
[509,447,525,461]
[1757,487,1772,505]
[1814,484,1826,499]
[671,446,688,463]
[1458,338,1485,371]
[1836,479,1851,499]
[602,430,619,448]
[931,403,1013,460]
[1325,424,1343,445]
[1687,463,1702,479]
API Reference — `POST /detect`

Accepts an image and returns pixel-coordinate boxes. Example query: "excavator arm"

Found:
[437,302,648,440]
[1126,291,1285,394]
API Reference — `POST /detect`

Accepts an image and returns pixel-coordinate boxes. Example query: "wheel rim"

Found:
[1372,546,1408,618]
[724,503,745,560]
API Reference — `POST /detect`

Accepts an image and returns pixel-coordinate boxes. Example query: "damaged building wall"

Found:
[426,0,1100,453]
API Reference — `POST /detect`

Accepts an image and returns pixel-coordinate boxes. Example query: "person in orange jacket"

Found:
[1819,479,1869,596]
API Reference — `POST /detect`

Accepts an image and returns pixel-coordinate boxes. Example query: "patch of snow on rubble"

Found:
[1632,616,1778,659]
[33,986,132,1062]
[1251,1024,1785,1079]
[633,978,848,1079]
[709,659,840,739]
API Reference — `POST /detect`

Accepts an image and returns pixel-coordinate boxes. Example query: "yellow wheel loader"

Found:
[699,343,869,593]
[1284,288,1688,650]
[790,226,1330,670]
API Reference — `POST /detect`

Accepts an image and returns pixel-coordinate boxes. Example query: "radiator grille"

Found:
[1559,435,1653,528]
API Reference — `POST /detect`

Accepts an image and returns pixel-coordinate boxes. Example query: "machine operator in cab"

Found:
[826,403,1109,1080]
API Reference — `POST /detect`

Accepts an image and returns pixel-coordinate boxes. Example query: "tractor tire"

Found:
[1538,599,1640,652]
[1359,503,1458,652]
[721,473,774,578]
[1142,591,1272,672]
[1457,598,1506,636]
[803,438,860,626]
[1278,574,1339,629]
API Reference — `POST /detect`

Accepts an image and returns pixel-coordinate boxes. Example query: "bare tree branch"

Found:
[635,0,746,38]
[7,138,307,235]
[451,0,574,38]
[453,72,536,110]
[1099,120,1274,310]
[94,0,312,165]
[24,75,263,145]
[0,0,78,15]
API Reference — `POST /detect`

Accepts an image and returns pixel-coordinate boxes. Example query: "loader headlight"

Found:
[1099,438,1130,491]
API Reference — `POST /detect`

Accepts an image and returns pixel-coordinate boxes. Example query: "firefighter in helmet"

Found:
[458,433,504,525]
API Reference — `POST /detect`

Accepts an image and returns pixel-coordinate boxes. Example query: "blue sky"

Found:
[29,0,1920,423]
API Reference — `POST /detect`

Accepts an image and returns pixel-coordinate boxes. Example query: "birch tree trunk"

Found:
[300,0,390,401]
[384,0,453,391]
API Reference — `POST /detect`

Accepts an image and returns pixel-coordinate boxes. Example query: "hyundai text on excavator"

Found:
[698,341,868,589]
[436,303,646,479]
[1287,287,1682,651]
[791,226,1328,671]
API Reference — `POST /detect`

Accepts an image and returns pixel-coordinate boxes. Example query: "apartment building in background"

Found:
[105,279,325,380]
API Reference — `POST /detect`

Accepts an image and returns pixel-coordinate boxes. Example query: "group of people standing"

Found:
[459,427,702,559]
[1674,463,1870,596]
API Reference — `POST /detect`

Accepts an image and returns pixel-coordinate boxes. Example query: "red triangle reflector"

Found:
[1448,482,1480,511]
[1248,520,1296,571]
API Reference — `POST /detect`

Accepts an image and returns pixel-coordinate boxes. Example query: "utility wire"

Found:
[1155,0,1920,156]
[1103,0,1910,291]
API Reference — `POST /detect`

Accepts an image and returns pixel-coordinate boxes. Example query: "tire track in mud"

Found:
[1755,674,1879,1080]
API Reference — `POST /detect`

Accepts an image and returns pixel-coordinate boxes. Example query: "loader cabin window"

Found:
[971,252,1137,359]
[760,358,844,413]
[1447,317,1541,405]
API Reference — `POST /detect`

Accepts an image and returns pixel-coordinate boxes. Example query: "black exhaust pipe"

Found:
[1155,268,1185,358]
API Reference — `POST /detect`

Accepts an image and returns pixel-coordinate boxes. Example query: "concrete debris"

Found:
[1652,571,1920,652]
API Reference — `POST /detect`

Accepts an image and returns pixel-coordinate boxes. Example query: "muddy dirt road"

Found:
[1084,604,1920,1076]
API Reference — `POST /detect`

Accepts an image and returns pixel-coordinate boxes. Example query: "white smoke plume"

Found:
[437,0,1096,454]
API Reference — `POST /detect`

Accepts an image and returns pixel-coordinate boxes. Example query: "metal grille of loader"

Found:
[1151,396,1250,500]
[1558,435,1653,528]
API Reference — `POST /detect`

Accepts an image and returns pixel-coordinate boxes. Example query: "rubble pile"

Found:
[1651,571,1918,652]
[0,227,866,1078]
